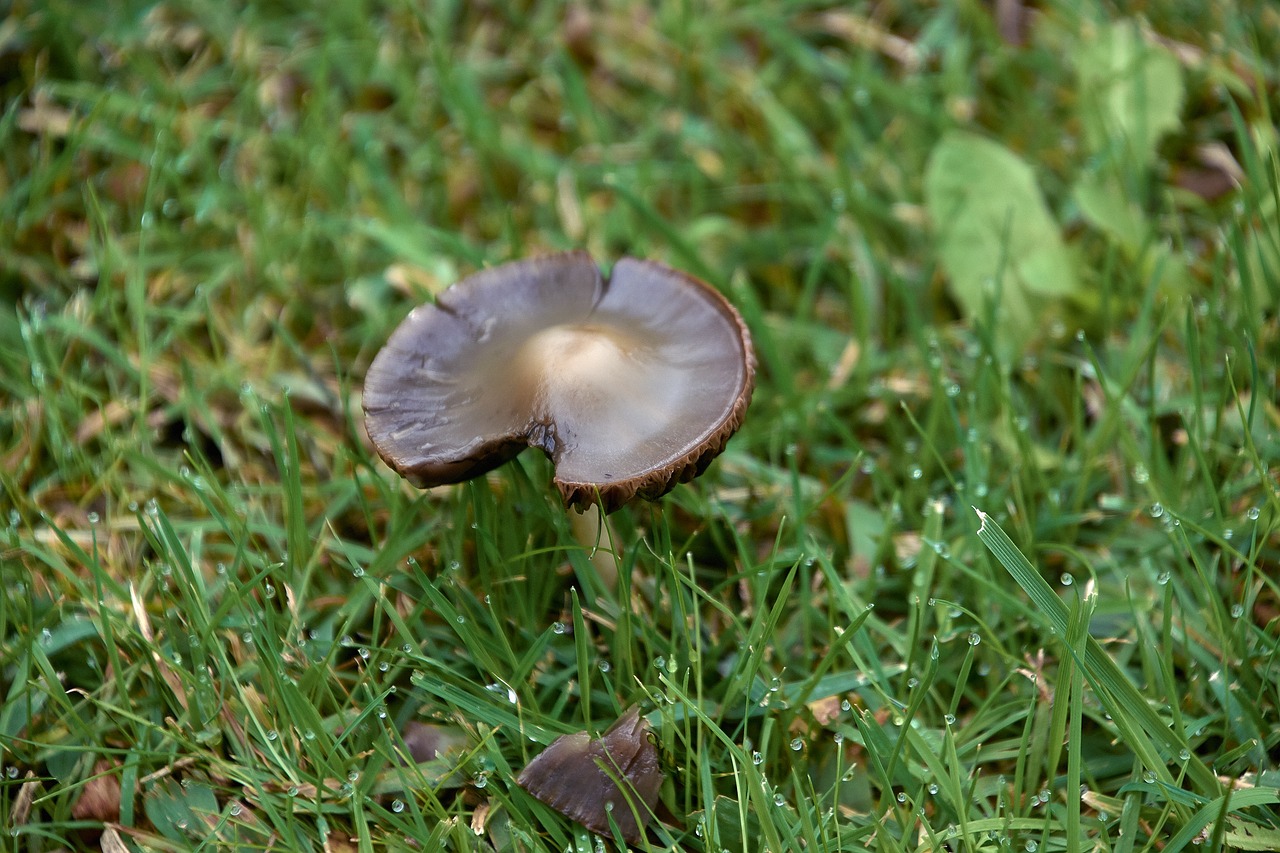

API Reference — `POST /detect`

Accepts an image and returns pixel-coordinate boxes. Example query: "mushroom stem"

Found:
[569,504,619,591]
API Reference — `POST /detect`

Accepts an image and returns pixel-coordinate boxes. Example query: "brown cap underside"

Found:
[362,251,755,512]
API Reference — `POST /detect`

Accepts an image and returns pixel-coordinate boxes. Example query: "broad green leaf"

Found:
[1074,173,1147,251]
[924,131,1079,356]
[1073,172,1192,297]
[144,776,220,843]
[1075,19,1185,169]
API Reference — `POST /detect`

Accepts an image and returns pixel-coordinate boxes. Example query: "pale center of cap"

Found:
[521,324,633,388]
[515,323,686,471]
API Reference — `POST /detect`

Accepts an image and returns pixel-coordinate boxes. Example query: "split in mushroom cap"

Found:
[362,251,755,512]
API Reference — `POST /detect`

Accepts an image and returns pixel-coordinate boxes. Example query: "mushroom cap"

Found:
[516,707,662,844]
[362,251,755,511]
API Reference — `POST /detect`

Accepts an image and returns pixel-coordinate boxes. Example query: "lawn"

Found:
[2,1,1278,850]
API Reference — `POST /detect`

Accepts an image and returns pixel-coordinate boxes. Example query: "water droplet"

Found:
[474,773,488,789]
[1025,842,1037,852]
[1246,507,1261,521]
[1156,571,1171,585]
[833,732,844,744]
[597,660,611,673]
[1142,770,1156,783]
[392,799,405,813]
[773,792,786,807]
[1231,604,1244,618]
[1132,464,1150,484]
[944,714,956,725]
[266,730,278,741]
[896,792,907,803]
[968,632,982,646]
[552,622,567,635]
[1178,748,1191,761]
[789,738,804,752]
[928,783,939,795]
[752,751,763,766]
[1149,502,1164,518]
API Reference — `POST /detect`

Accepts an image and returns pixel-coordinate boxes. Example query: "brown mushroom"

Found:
[362,252,755,512]
[516,707,662,844]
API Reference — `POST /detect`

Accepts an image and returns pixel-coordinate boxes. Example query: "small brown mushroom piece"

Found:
[362,252,754,512]
[517,707,662,844]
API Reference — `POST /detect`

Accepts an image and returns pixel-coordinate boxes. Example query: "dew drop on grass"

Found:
[1149,502,1164,518]
[907,677,919,689]
[1025,842,1037,852]
[1179,748,1191,761]
[752,751,763,766]
[1060,573,1073,586]
[773,792,786,807]
[378,662,389,672]
[928,783,939,795]
[552,621,567,634]
[1142,770,1156,783]
[1247,506,1261,520]
[392,799,405,813]
[597,659,611,673]
[789,738,803,752]
[944,714,956,725]
[474,773,488,789]
[896,792,907,803]
[833,732,844,744]
[1231,604,1244,618]
[1156,571,1171,585]
[266,730,278,741]
[968,632,982,646]
[840,699,852,712]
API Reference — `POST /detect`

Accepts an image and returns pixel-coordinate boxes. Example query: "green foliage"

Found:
[2,1,1278,851]
[924,131,1080,357]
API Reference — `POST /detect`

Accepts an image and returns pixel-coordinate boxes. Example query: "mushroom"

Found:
[362,252,755,512]
[516,706,662,844]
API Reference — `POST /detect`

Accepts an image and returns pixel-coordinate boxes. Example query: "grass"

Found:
[2,0,1279,850]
